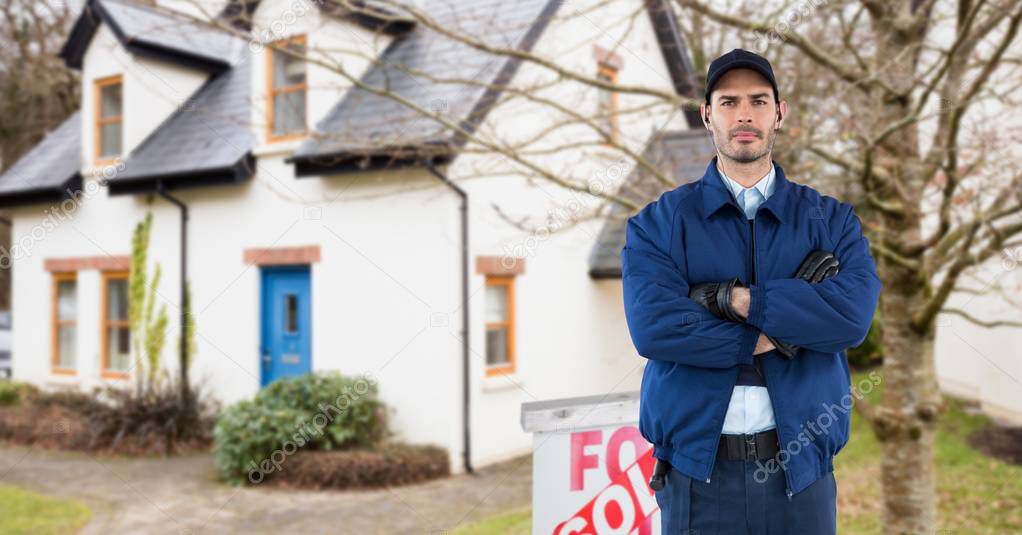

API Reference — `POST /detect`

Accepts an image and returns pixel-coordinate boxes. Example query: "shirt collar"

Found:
[700,156,794,224]
[718,162,775,201]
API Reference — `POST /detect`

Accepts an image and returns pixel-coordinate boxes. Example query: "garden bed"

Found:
[968,424,1022,465]
[265,443,450,489]
[0,381,214,456]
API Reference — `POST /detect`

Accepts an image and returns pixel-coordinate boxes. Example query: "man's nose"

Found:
[737,102,754,123]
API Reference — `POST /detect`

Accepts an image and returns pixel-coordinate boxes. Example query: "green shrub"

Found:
[213,372,388,485]
[0,381,39,407]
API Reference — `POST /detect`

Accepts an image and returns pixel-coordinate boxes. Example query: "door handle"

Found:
[261,347,271,363]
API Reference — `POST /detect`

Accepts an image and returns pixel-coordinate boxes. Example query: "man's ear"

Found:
[700,102,710,129]
[775,100,788,130]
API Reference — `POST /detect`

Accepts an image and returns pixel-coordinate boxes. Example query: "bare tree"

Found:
[673,0,1022,532]
[61,0,1022,530]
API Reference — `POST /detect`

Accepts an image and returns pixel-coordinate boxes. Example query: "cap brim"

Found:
[705,60,778,102]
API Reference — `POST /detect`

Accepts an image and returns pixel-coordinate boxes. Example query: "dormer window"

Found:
[95,75,123,163]
[267,35,307,141]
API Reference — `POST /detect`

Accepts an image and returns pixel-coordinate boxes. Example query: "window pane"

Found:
[486,327,508,366]
[485,284,507,323]
[107,326,131,372]
[273,44,306,88]
[57,280,76,321]
[58,325,76,369]
[285,294,298,333]
[272,91,306,136]
[99,122,122,158]
[100,83,122,118]
[107,278,128,321]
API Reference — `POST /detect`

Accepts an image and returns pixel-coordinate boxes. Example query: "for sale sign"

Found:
[522,393,660,535]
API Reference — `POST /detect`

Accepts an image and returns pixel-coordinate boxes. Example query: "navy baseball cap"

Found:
[705,48,779,104]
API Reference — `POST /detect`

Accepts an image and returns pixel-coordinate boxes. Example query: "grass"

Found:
[0,484,91,535]
[455,370,1022,534]
[834,371,1022,533]
[450,508,530,535]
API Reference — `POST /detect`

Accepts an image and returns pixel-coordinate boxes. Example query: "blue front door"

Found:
[260,266,312,386]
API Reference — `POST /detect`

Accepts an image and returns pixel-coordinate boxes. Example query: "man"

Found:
[621,49,881,534]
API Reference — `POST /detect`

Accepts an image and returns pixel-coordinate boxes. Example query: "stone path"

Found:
[0,445,532,534]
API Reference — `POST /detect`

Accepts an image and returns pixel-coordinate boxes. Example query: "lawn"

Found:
[454,371,1022,534]
[0,484,91,535]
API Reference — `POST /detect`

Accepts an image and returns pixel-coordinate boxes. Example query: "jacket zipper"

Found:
[750,215,795,501]
[704,196,746,485]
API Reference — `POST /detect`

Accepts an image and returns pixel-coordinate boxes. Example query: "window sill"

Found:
[482,370,524,393]
[84,159,125,178]
[101,370,130,381]
[51,367,77,377]
[254,136,307,158]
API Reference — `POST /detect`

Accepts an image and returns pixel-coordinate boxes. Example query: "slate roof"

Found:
[588,129,715,279]
[290,0,563,173]
[0,112,82,208]
[107,52,257,194]
[61,0,240,72]
[1,0,701,203]
[217,0,415,34]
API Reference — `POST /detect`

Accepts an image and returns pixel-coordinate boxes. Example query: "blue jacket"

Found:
[621,157,881,497]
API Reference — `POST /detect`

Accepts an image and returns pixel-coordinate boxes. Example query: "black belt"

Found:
[718,428,780,461]
[648,428,781,491]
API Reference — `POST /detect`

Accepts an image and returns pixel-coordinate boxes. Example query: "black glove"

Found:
[795,250,840,283]
[768,250,841,359]
[688,277,746,323]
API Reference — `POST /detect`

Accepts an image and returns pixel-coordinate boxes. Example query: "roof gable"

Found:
[61,0,239,73]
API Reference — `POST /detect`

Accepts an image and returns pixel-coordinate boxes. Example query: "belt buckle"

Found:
[745,434,758,460]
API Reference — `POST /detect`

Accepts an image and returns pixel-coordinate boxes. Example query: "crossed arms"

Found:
[621,199,882,369]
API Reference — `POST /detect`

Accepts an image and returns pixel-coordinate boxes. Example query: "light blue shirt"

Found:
[718,163,777,435]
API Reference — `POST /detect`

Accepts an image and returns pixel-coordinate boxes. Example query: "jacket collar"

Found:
[700,156,794,224]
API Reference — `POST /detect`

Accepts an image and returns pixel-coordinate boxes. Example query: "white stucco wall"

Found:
[10,161,464,463]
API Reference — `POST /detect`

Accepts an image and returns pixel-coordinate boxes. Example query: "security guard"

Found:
[622,49,881,534]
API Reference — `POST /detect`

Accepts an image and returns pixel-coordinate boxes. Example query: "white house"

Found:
[0,0,709,472]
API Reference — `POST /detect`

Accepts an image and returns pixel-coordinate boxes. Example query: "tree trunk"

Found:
[877,263,943,534]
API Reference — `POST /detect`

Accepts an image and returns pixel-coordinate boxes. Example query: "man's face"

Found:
[702,69,786,164]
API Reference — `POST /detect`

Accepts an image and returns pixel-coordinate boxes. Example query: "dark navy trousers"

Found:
[654,455,836,534]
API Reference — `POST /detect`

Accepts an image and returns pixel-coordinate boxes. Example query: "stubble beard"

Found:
[712,123,777,165]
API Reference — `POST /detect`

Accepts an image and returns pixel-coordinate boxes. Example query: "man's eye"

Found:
[721,101,732,106]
